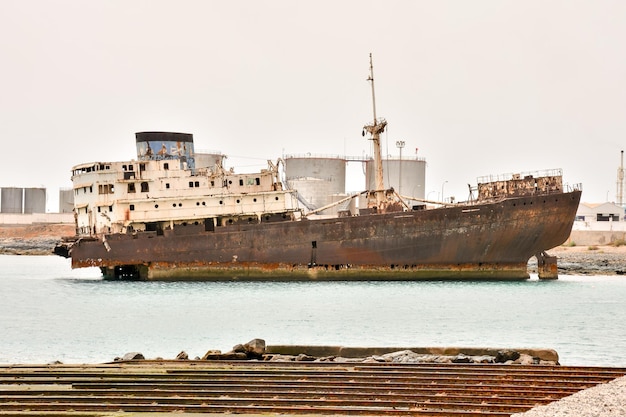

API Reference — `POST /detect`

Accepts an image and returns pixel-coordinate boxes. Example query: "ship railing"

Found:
[565,182,583,192]
[476,168,563,185]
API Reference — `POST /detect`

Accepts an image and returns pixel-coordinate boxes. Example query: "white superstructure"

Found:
[71,132,301,237]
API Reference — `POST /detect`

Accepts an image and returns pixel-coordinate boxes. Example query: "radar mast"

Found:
[363,53,387,207]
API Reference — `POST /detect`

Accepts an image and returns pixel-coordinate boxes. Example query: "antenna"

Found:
[617,150,624,206]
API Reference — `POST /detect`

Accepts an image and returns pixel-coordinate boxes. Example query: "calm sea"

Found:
[1,254,625,367]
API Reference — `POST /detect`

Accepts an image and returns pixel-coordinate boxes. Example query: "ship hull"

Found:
[65,190,581,281]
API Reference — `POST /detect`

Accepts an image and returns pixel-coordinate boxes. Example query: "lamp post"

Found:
[441,180,448,203]
[395,141,405,195]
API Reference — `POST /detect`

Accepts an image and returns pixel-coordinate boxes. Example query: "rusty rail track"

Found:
[0,361,624,416]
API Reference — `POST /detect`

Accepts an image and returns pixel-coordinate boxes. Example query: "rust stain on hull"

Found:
[66,190,582,281]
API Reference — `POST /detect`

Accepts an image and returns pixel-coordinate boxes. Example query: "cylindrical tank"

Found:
[23,188,46,214]
[1,187,23,213]
[284,156,346,209]
[135,132,195,169]
[366,158,426,199]
[59,188,74,213]
[194,152,225,171]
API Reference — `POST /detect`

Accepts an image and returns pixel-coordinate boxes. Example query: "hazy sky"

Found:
[1,1,625,211]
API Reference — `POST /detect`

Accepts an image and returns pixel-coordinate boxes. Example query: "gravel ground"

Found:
[511,375,626,417]
[547,244,626,276]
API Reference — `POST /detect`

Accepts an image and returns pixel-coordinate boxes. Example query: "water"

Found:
[1,255,625,367]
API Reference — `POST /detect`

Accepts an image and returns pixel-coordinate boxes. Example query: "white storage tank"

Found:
[284,155,346,210]
[59,188,74,213]
[23,188,46,213]
[366,157,426,199]
[1,187,23,214]
[194,152,225,171]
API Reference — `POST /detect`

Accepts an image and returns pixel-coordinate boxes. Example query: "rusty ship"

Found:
[54,56,582,281]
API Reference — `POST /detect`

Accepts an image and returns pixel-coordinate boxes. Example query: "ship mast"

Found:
[363,53,387,206]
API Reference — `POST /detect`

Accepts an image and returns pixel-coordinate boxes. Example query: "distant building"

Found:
[573,202,625,231]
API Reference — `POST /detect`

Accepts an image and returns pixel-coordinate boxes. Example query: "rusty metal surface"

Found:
[66,189,582,280]
[0,360,624,416]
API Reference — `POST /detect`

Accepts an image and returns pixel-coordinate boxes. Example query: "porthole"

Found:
[172,203,177,208]
[202,202,206,206]
[275,197,279,201]
[219,200,223,205]
[236,199,240,203]
[196,202,200,206]
[253,198,257,202]
[155,204,159,208]
[178,203,182,207]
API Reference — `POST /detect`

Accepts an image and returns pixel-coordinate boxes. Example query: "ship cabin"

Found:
[70,132,301,237]
[475,169,565,201]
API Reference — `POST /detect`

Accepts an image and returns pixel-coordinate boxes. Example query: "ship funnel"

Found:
[135,131,195,169]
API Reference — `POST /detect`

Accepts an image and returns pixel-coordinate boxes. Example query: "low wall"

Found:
[0,213,74,225]
[566,230,626,246]
[266,345,559,362]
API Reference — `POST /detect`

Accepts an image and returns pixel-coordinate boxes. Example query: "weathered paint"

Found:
[66,189,582,281]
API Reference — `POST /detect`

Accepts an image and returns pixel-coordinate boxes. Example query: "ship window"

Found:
[109,205,113,211]
[130,204,135,211]
[195,181,199,187]
[275,196,279,201]
[140,163,145,171]
[202,201,206,205]
[155,204,159,208]
[211,180,215,186]
[128,165,134,171]
[165,183,170,189]
[256,178,260,185]
[164,163,169,170]
[98,184,114,194]
[219,200,223,205]
[97,207,101,213]
[122,165,127,171]
[178,203,182,207]
[90,186,93,193]
[239,179,244,186]
[141,182,149,192]
[196,202,200,206]
[253,198,257,202]
[172,203,176,207]
[236,199,240,203]
[228,180,232,185]
[128,183,136,193]
[189,181,194,188]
